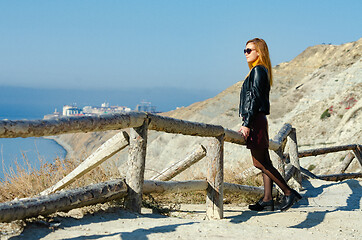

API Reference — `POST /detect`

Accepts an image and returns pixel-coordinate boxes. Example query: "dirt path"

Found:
[3,178,362,240]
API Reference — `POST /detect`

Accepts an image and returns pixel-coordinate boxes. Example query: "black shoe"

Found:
[249,198,274,211]
[280,189,302,211]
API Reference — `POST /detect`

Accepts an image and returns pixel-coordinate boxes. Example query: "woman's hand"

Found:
[238,126,250,139]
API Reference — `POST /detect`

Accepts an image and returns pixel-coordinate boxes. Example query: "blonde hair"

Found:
[246,38,273,86]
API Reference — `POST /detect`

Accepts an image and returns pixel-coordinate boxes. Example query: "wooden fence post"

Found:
[352,145,362,168]
[271,147,286,195]
[270,123,292,182]
[125,120,148,213]
[273,147,286,179]
[336,152,355,173]
[288,128,302,190]
[206,134,224,220]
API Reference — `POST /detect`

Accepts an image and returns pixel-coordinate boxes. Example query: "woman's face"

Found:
[244,42,259,63]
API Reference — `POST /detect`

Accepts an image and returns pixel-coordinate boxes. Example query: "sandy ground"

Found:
[2,178,362,240]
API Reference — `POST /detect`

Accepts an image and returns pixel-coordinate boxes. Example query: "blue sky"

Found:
[0,0,361,92]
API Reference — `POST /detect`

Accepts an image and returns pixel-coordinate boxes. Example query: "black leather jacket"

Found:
[239,65,270,127]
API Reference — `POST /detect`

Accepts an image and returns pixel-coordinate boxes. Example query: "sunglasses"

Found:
[244,48,255,54]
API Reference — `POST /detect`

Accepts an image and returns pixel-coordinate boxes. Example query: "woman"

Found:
[238,38,301,211]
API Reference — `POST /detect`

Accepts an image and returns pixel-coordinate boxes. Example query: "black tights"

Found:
[251,148,292,201]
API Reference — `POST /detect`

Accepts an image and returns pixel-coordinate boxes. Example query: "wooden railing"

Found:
[0,112,360,222]
[287,144,362,181]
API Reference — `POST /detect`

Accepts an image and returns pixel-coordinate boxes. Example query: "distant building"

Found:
[101,102,109,108]
[43,101,157,120]
[43,109,61,120]
[135,101,157,113]
[63,105,83,116]
[83,102,131,116]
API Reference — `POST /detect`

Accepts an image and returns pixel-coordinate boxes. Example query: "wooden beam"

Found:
[0,112,147,138]
[40,131,130,195]
[271,146,287,195]
[144,180,276,197]
[238,166,261,180]
[284,164,296,182]
[0,111,281,150]
[1,179,279,223]
[269,140,281,151]
[125,120,148,213]
[148,114,225,138]
[336,152,355,173]
[148,114,282,149]
[273,148,286,180]
[151,145,206,181]
[143,180,208,194]
[223,182,278,196]
[272,123,292,148]
[0,179,127,223]
[224,128,246,145]
[288,128,302,190]
[352,145,362,168]
[318,173,362,181]
[297,144,359,158]
[269,123,292,194]
[206,134,224,220]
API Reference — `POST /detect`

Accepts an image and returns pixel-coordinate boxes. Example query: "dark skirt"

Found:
[245,112,269,149]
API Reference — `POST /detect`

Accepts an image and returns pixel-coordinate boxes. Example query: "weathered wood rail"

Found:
[0,179,273,223]
[0,112,360,222]
[285,144,362,181]
[0,112,245,145]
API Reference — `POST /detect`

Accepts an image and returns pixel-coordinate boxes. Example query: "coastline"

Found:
[0,137,70,181]
[44,136,74,160]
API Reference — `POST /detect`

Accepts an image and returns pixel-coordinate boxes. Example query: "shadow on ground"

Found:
[290,179,361,229]
[227,179,362,228]
[8,179,362,239]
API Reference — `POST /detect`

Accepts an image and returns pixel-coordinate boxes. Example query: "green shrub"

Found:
[320,109,331,119]
[308,164,316,171]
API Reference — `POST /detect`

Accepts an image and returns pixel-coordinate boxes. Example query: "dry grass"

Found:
[146,168,264,210]
[223,167,264,204]
[0,154,263,205]
[0,154,266,237]
[0,154,121,203]
[0,153,264,221]
[0,154,124,238]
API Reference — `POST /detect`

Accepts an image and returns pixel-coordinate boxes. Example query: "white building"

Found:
[62,105,83,116]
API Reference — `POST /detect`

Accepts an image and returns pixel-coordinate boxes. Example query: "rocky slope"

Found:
[57,38,362,180]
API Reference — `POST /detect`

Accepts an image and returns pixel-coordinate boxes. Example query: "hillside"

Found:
[56,38,362,181]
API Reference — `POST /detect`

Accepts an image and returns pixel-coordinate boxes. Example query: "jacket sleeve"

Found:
[242,66,269,127]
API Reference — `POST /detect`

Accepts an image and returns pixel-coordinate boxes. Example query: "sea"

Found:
[0,137,67,181]
[0,86,219,181]
[0,102,67,182]
[0,112,67,181]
